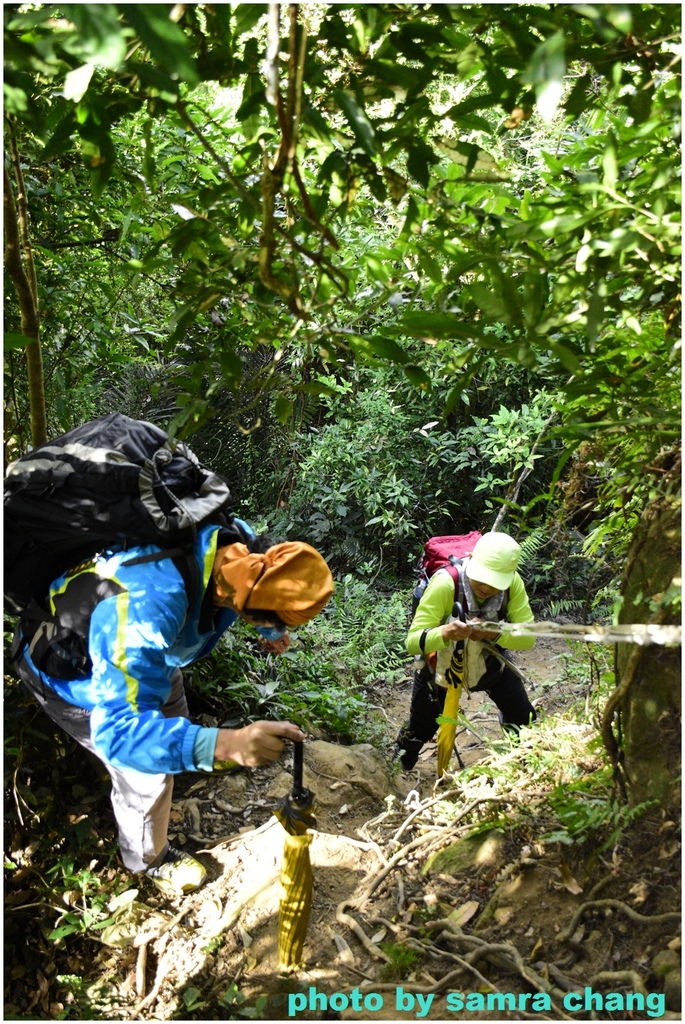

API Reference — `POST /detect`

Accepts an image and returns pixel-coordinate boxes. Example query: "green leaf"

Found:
[4,83,28,115]
[523,31,566,124]
[77,123,117,199]
[126,60,182,102]
[417,250,443,286]
[602,138,618,188]
[182,987,205,1008]
[63,63,95,102]
[60,5,127,69]
[548,341,582,374]
[301,381,338,396]
[4,332,35,351]
[49,922,82,939]
[348,334,408,364]
[124,6,199,87]
[403,364,432,389]
[234,4,267,38]
[587,290,605,350]
[434,139,499,173]
[274,395,294,424]
[400,311,482,340]
[406,140,438,186]
[400,196,421,236]
[42,113,78,159]
[333,90,379,157]
[142,118,155,186]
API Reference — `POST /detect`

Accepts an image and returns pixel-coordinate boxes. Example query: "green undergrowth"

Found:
[431,654,659,856]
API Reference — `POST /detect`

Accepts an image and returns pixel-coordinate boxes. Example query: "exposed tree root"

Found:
[590,970,649,996]
[129,941,174,1018]
[334,774,679,1024]
[335,904,391,963]
[558,897,681,943]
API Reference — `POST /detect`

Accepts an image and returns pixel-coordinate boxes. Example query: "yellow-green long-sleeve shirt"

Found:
[407,568,535,656]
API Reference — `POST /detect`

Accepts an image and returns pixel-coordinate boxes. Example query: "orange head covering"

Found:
[213,541,334,627]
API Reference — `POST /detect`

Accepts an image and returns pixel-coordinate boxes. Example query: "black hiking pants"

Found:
[395,651,536,770]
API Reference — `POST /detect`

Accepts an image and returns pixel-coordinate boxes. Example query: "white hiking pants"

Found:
[15,655,188,874]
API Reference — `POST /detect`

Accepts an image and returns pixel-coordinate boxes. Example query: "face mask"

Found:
[257,624,287,641]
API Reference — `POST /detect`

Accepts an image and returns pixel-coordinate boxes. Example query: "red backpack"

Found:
[421,531,483,578]
[413,531,510,612]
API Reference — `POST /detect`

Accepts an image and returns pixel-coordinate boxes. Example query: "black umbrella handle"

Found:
[292,740,304,798]
[453,600,466,622]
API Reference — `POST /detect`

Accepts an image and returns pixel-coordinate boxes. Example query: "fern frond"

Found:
[547,598,585,617]
[517,525,548,569]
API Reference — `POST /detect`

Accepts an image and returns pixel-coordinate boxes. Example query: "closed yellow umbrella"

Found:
[436,631,465,777]
[436,679,462,777]
[274,741,316,971]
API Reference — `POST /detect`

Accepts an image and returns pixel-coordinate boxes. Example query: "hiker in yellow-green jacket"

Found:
[395,532,537,770]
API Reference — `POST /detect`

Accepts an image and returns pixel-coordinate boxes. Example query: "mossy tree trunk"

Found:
[602,462,681,810]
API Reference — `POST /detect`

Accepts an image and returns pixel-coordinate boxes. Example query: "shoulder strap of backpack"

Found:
[417,563,464,654]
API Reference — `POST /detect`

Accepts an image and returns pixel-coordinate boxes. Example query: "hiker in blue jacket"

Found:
[395,532,537,771]
[14,521,334,895]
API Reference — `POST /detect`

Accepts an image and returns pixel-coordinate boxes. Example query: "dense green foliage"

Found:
[5,10,679,380]
[3,9,680,1017]
[5,4,679,579]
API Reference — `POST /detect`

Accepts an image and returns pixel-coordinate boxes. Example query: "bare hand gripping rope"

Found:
[473,621,681,647]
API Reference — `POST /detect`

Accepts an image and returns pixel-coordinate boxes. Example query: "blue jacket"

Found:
[24,521,257,775]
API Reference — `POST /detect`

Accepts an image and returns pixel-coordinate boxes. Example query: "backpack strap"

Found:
[418,563,463,654]
[15,548,203,682]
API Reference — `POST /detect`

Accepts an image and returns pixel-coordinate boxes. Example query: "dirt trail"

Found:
[74,643,679,1019]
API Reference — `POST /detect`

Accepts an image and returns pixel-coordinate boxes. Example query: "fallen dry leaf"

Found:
[659,839,681,858]
[329,927,356,966]
[559,862,584,895]
[629,880,650,905]
[449,900,480,927]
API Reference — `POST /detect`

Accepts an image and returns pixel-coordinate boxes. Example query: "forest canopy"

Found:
[5,4,680,447]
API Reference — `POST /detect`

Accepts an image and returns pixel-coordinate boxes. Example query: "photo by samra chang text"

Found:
[287,985,667,1019]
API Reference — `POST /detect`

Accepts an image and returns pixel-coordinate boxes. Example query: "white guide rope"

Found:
[472,620,681,647]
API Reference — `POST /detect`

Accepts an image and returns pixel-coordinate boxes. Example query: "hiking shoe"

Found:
[393,724,423,771]
[146,846,207,896]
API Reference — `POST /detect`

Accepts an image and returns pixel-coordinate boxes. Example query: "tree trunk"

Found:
[4,139,47,448]
[604,469,681,810]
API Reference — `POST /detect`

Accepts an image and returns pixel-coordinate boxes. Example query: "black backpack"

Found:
[4,412,240,619]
